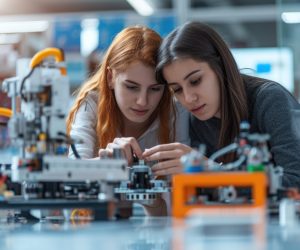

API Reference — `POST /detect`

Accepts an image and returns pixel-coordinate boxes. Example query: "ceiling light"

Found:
[127,0,154,16]
[0,21,49,33]
[281,12,300,23]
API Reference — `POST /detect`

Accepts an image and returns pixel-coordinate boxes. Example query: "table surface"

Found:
[1,149,300,250]
[1,213,300,250]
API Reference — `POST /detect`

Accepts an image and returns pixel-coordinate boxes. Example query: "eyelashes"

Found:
[190,77,201,85]
[126,85,138,90]
[172,88,182,93]
[125,84,164,92]
[171,77,202,94]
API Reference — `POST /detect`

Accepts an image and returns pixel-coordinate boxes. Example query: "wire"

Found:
[19,66,37,101]
[221,155,246,170]
[209,143,238,162]
[58,132,81,159]
[70,144,81,159]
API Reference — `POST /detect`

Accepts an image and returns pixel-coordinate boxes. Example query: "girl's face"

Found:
[109,61,165,125]
[163,58,221,120]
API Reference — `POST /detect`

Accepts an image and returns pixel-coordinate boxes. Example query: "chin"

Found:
[132,119,147,124]
[129,116,149,124]
[195,113,214,121]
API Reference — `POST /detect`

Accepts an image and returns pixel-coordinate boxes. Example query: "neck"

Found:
[122,121,148,138]
[121,116,155,139]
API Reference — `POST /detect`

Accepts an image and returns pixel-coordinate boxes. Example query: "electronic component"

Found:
[115,160,170,204]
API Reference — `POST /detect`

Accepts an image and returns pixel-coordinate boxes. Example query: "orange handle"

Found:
[30,48,66,75]
[0,107,12,118]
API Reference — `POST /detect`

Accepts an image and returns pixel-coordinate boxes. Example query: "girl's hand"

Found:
[142,143,192,176]
[99,137,142,165]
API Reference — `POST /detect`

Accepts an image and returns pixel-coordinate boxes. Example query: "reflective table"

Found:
[1,213,300,250]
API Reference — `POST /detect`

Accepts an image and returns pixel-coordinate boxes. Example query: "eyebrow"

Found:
[168,69,201,86]
[184,70,201,80]
[125,79,163,86]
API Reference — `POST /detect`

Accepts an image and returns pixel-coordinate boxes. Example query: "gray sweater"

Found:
[190,76,300,188]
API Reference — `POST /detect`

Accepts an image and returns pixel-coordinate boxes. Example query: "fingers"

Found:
[144,149,184,162]
[113,137,142,164]
[152,159,181,171]
[143,143,192,161]
[142,143,192,177]
[143,143,182,157]
[99,140,191,177]
[99,137,142,165]
[151,159,183,176]
[98,148,113,158]
[111,139,133,163]
[120,137,143,159]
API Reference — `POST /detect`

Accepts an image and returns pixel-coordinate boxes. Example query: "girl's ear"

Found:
[106,67,114,89]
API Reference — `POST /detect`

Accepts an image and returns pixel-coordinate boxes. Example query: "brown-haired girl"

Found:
[144,22,300,188]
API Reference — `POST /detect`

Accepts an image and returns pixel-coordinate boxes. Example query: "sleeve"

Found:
[68,95,98,159]
[254,83,300,188]
[174,102,191,146]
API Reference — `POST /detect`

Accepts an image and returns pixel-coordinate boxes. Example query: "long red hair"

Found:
[66,26,174,149]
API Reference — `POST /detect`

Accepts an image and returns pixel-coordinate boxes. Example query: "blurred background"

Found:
[0,0,299,114]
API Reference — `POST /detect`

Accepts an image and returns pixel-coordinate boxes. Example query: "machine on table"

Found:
[0,48,170,222]
[174,121,300,227]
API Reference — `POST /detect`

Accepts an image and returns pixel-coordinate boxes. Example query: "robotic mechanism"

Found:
[174,121,300,220]
[0,48,169,222]
[115,159,170,205]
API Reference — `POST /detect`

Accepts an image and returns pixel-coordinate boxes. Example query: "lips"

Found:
[190,104,206,113]
[131,108,149,116]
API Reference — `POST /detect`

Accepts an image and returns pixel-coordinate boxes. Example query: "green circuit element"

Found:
[247,164,265,172]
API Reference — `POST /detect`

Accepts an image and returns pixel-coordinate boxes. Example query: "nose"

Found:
[136,91,148,106]
[184,88,197,103]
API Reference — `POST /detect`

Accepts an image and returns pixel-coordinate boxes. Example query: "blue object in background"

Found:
[184,165,204,173]
[53,21,81,52]
[147,15,176,37]
[51,14,177,85]
[98,17,125,50]
[66,59,87,86]
[256,63,272,73]
[52,14,177,52]
[56,146,68,155]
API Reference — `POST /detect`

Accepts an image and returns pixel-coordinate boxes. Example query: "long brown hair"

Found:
[66,26,173,149]
[156,22,248,163]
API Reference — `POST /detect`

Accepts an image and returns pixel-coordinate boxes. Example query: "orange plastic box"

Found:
[172,172,267,218]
